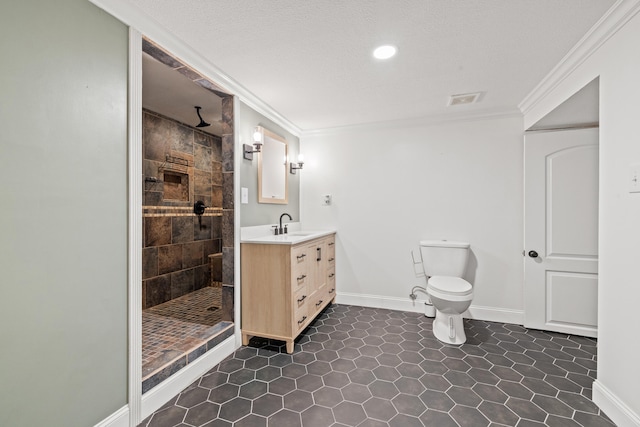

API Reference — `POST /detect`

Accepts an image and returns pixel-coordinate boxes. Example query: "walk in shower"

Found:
[140,39,235,393]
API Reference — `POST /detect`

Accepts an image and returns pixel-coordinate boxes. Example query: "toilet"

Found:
[419,240,473,345]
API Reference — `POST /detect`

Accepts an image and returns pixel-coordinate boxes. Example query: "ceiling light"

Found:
[373,45,397,60]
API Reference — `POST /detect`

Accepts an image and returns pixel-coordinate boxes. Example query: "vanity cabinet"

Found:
[241,233,336,353]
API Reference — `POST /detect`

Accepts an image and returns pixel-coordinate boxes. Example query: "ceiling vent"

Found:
[448,92,482,106]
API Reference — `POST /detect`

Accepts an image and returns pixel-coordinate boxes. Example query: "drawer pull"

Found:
[328,273,335,278]
[316,299,324,307]
[328,242,335,246]
[329,288,335,294]
[297,295,307,303]
[297,254,306,260]
[328,257,335,262]
[297,274,307,281]
[298,316,307,325]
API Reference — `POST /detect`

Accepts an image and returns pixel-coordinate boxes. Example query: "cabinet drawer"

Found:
[292,244,311,292]
[326,237,336,266]
[327,266,336,288]
[327,266,336,282]
[293,286,309,315]
[292,265,310,293]
[327,266,336,298]
[294,305,309,333]
[292,245,311,268]
[327,283,336,299]
[311,292,328,314]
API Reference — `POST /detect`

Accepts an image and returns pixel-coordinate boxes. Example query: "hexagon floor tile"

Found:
[139,304,615,427]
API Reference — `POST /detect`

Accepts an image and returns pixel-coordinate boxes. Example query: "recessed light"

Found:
[373,45,397,60]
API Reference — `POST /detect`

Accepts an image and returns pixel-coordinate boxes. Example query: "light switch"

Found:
[630,164,640,193]
[241,187,249,203]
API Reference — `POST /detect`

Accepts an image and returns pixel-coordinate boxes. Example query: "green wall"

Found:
[239,101,301,226]
[0,1,129,425]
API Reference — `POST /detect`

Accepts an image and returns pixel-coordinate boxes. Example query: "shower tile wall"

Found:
[142,37,235,322]
[142,110,224,309]
[220,96,235,323]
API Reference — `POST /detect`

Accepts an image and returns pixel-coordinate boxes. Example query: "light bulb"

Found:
[253,129,262,143]
[373,45,397,60]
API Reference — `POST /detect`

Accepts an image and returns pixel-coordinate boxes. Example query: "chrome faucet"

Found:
[279,213,292,234]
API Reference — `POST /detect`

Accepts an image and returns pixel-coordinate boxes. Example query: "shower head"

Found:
[194,106,211,128]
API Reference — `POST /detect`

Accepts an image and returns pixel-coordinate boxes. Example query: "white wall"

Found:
[301,115,525,321]
[523,7,640,427]
[0,0,129,426]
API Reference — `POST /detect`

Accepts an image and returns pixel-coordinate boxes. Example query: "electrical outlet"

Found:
[323,194,332,206]
[241,187,248,203]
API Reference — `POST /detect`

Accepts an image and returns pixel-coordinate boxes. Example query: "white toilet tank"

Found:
[419,240,470,277]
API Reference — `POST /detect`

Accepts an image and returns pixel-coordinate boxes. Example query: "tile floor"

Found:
[140,304,614,427]
[143,287,223,381]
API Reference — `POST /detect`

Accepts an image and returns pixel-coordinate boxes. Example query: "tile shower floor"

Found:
[140,304,614,427]
[143,286,223,380]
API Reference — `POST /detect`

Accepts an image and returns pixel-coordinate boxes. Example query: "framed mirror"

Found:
[258,126,288,204]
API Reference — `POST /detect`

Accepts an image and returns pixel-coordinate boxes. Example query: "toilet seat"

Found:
[427,276,473,301]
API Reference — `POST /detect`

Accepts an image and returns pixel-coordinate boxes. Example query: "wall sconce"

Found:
[290,153,304,174]
[243,127,263,160]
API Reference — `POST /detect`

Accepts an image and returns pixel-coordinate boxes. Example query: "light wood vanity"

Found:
[241,232,336,353]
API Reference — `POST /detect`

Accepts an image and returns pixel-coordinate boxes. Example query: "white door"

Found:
[524,127,599,337]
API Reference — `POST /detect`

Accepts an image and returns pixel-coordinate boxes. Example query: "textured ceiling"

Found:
[128,0,614,131]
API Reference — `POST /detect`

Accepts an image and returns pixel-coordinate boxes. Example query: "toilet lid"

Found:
[427,276,472,296]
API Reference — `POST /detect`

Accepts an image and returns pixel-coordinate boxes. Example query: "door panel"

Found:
[547,145,599,258]
[524,127,598,337]
[546,271,598,327]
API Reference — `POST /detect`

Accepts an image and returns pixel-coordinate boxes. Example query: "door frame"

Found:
[89,2,303,425]
[128,28,242,424]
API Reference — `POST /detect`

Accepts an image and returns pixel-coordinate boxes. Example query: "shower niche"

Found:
[162,169,189,202]
[140,38,235,393]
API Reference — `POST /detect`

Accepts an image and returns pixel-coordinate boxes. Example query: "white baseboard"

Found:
[94,405,129,427]
[466,304,524,325]
[141,336,238,421]
[593,380,640,427]
[335,292,524,325]
[336,292,428,314]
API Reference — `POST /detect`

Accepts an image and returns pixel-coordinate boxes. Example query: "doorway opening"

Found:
[140,38,236,393]
[523,78,599,338]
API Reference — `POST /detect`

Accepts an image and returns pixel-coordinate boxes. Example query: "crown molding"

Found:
[518,0,640,115]
[301,107,522,137]
[89,0,302,137]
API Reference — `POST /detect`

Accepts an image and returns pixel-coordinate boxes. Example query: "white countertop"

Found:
[240,229,336,245]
